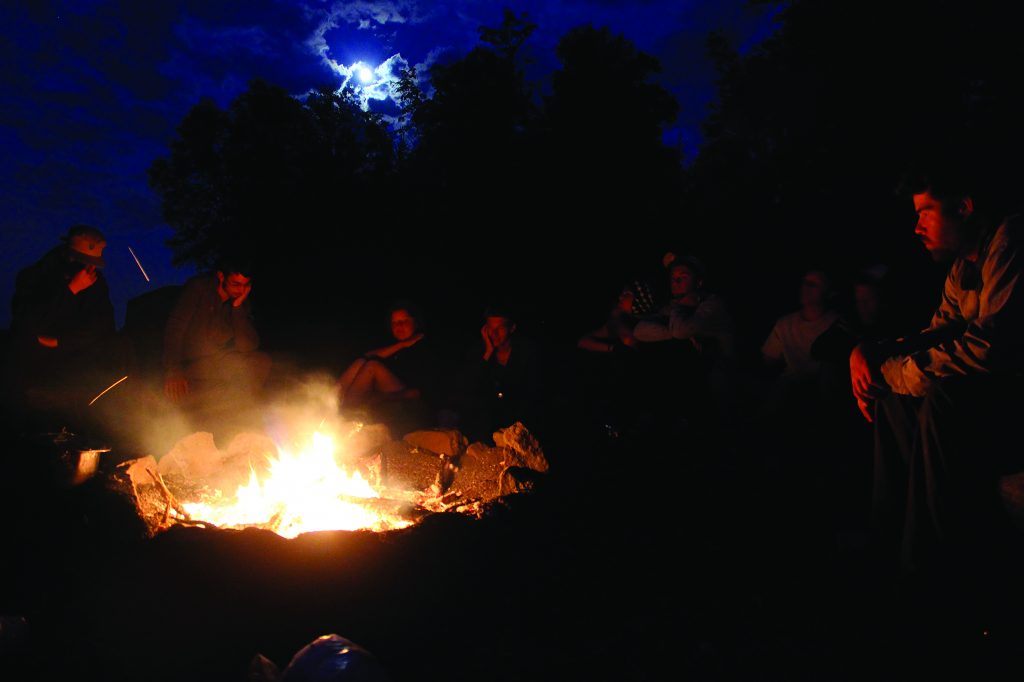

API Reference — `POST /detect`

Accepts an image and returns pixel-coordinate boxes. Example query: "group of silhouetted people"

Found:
[5,155,1024,584]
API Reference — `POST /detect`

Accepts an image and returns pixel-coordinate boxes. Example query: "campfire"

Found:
[179,430,414,538]
[106,420,549,539]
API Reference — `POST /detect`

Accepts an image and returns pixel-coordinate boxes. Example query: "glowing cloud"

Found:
[317,53,411,110]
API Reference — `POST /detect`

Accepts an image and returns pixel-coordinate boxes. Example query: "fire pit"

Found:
[107,420,549,540]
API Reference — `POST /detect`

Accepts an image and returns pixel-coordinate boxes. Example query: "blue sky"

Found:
[1,1,782,328]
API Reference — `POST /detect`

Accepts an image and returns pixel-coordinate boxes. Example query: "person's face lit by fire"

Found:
[799,270,829,310]
[484,315,515,351]
[217,271,252,302]
[913,190,973,263]
[669,264,699,299]
[390,309,417,341]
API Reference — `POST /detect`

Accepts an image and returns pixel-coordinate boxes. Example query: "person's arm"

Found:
[12,258,89,346]
[882,220,1024,395]
[668,296,730,341]
[365,333,424,359]
[633,317,672,342]
[578,324,617,352]
[58,276,115,351]
[230,300,260,352]
[761,319,785,363]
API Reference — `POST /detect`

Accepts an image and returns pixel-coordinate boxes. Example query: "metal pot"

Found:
[47,427,110,487]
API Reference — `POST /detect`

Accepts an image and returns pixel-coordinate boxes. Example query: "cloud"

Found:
[316,52,411,110]
[307,1,427,59]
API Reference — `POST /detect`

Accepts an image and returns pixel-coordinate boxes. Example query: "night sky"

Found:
[1,0,782,328]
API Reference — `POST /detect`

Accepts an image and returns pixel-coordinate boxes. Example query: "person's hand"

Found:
[68,265,98,295]
[399,332,424,349]
[850,342,888,422]
[481,324,495,360]
[164,373,189,403]
[232,281,252,308]
[37,335,58,348]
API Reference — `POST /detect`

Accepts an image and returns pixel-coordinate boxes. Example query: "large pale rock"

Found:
[157,432,221,480]
[157,431,277,495]
[492,422,549,473]
[403,430,468,458]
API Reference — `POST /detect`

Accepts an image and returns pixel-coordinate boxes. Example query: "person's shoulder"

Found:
[774,310,801,326]
[17,246,63,279]
[182,272,216,291]
[995,214,1024,243]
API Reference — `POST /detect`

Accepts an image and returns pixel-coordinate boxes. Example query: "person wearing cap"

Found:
[4,225,118,415]
[633,254,739,431]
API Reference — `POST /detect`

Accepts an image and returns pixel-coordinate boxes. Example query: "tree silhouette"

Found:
[685,0,1024,340]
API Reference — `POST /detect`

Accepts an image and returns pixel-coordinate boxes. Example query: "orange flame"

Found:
[182,431,413,538]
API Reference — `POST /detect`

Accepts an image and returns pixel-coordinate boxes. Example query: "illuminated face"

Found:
[217,271,252,301]
[485,315,515,350]
[390,309,416,341]
[913,190,968,262]
[799,270,829,309]
[669,265,698,298]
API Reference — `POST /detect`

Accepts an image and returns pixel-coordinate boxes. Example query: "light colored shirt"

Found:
[633,293,735,357]
[881,215,1024,396]
[762,309,839,375]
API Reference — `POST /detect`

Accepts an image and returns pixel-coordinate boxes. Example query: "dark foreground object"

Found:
[3,423,1024,681]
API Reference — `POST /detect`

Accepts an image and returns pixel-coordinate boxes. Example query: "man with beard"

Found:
[850,159,1024,575]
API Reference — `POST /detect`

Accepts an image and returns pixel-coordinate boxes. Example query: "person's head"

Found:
[215,255,254,302]
[898,159,980,263]
[483,305,517,351]
[388,300,421,341]
[667,256,705,300]
[853,266,886,327]
[64,225,107,269]
[799,269,831,310]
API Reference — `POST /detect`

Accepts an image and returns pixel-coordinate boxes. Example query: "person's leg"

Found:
[338,358,367,395]
[870,392,919,569]
[344,360,407,408]
[904,376,1024,574]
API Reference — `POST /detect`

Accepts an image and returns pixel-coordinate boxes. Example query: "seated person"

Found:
[452,306,542,443]
[633,254,738,430]
[4,225,128,425]
[577,279,655,353]
[762,269,839,378]
[576,279,655,434]
[162,255,271,414]
[337,301,439,430]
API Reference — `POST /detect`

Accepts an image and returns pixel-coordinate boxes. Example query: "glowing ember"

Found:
[182,431,414,538]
